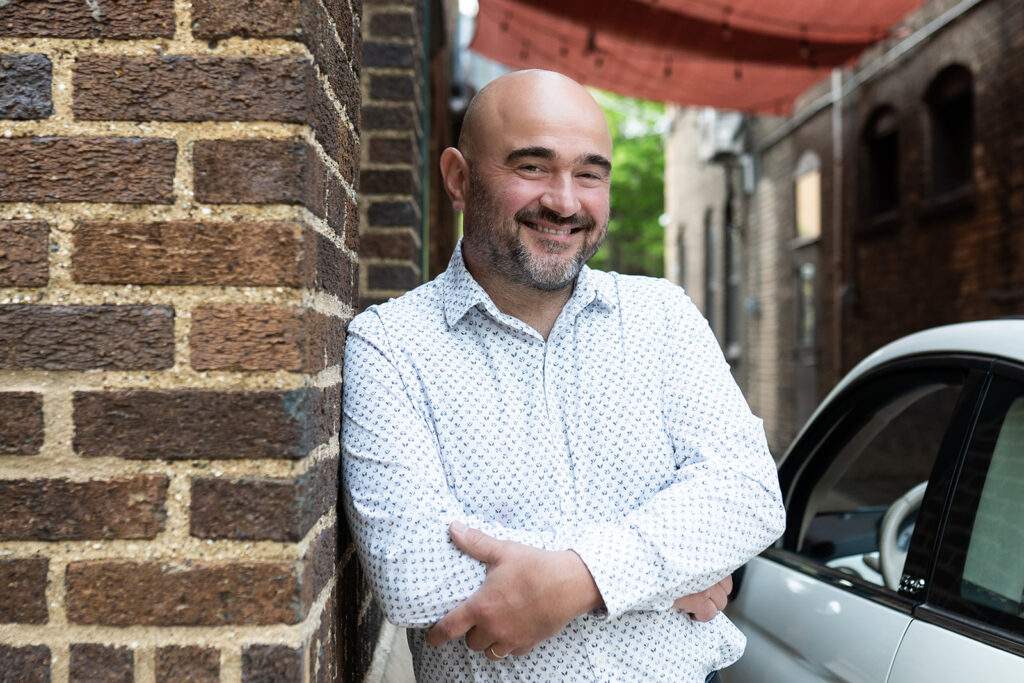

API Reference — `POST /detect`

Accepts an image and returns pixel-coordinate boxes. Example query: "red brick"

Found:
[362,42,415,69]
[343,195,360,252]
[0,53,52,120]
[300,523,336,610]
[192,0,300,39]
[73,221,304,286]
[360,230,419,261]
[155,646,219,683]
[0,645,50,683]
[193,138,307,205]
[309,80,359,185]
[0,558,48,623]
[190,455,338,541]
[190,305,345,372]
[73,221,354,299]
[242,644,303,682]
[74,56,308,123]
[303,229,357,302]
[0,476,168,541]
[308,583,338,683]
[0,392,43,456]
[368,200,418,227]
[0,137,176,204]
[368,12,415,40]
[367,263,419,291]
[338,550,377,678]
[360,169,416,195]
[190,305,304,371]
[322,0,356,47]
[0,220,49,287]
[0,0,175,39]
[361,104,415,132]
[368,136,416,164]
[69,644,132,683]
[0,305,174,370]
[66,561,301,626]
[305,153,330,219]
[73,389,337,460]
[369,74,415,101]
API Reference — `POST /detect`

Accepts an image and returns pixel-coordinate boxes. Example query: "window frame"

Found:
[918,360,1024,658]
[924,63,976,203]
[763,354,991,614]
[859,105,902,233]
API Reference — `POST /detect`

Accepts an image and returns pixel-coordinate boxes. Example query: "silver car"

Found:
[724,320,1024,682]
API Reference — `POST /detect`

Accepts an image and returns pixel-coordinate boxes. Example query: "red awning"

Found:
[470,0,924,113]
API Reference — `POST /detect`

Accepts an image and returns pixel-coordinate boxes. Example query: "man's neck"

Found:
[462,248,574,341]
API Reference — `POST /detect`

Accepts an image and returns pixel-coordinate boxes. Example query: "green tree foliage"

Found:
[589,90,665,277]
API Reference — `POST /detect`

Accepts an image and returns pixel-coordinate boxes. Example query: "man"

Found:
[342,70,785,682]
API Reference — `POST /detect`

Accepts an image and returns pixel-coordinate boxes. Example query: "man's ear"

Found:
[439,147,469,212]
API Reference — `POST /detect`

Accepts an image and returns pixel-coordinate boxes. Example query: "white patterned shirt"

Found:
[342,243,786,682]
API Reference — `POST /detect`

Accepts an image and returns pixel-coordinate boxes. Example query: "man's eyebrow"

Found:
[505,146,556,163]
[577,153,612,172]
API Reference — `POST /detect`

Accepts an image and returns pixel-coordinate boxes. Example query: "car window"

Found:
[931,373,1024,638]
[962,396,1024,615]
[796,375,964,590]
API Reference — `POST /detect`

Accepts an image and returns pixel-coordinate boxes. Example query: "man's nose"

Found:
[539,174,581,218]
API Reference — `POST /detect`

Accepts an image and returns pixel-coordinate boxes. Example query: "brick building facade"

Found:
[0,1,451,681]
[665,0,1024,454]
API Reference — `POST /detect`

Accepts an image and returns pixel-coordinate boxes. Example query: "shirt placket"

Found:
[540,328,580,528]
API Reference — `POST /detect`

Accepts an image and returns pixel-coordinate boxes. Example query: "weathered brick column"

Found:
[0,1,369,680]
[359,0,426,308]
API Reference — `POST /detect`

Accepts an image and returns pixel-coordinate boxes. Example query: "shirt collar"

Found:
[442,240,617,329]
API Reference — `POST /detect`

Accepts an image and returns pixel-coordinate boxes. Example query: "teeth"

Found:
[533,225,568,236]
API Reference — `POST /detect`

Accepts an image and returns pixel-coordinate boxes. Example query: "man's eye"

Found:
[519,165,542,172]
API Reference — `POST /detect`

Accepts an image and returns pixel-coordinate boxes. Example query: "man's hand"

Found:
[425,522,602,660]
[672,575,733,622]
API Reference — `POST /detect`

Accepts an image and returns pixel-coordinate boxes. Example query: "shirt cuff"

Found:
[569,524,673,620]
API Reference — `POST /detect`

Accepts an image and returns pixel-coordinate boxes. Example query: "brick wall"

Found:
[359,0,426,308]
[833,0,1024,369]
[0,1,371,681]
[665,0,1024,451]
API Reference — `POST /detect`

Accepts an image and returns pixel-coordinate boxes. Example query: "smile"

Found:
[521,220,585,237]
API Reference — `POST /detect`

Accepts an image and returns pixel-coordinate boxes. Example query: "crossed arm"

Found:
[341,296,785,655]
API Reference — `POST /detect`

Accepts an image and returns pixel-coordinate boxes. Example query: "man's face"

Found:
[460,101,612,291]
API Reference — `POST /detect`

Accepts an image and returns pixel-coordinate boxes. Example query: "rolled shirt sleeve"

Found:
[569,287,786,620]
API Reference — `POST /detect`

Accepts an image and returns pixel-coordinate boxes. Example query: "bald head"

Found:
[458,70,611,160]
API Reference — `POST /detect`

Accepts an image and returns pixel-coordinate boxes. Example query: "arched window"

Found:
[794,151,822,241]
[925,64,974,196]
[863,106,900,218]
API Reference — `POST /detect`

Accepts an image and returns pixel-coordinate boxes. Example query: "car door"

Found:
[723,358,988,683]
[888,362,1024,681]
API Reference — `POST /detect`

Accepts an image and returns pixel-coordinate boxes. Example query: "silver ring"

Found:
[487,645,509,659]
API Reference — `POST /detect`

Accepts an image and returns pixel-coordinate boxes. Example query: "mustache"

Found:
[514,207,596,231]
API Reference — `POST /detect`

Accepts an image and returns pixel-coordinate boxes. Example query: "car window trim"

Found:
[915,603,1024,658]
[922,361,1024,650]
[761,547,917,615]
[772,354,991,609]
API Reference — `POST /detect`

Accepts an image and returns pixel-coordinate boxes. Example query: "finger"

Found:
[673,594,699,613]
[721,574,734,597]
[484,642,512,661]
[708,585,728,611]
[426,603,476,647]
[465,625,493,653]
[691,599,718,622]
[450,522,504,564]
